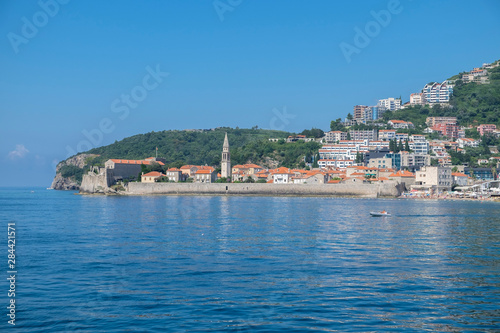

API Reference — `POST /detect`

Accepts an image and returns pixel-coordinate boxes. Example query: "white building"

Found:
[414,166,452,191]
[422,81,454,104]
[410,93,427,106]
[378,98,402,111]
[457,138,480,148]
[349,129,378,141]
[324,131,348,143]
[388,120,414,129]
[379,130,396,141]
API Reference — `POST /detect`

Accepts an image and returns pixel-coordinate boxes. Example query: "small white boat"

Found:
[370,211,391,217]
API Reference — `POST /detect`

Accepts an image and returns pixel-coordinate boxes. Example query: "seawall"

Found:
[125,182,402,197]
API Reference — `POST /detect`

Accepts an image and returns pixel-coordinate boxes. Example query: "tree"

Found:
[300,128,325,138]
[347,113,353,120]
[355,152,364,164]
[330,118,346,132]
[398,140,404,152]
[312,153,319,168]
[404,140,410,152]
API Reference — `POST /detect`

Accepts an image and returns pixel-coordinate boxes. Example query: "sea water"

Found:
[0,187,499,332]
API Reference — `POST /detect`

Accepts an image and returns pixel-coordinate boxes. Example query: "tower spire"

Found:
[221,132,231,179]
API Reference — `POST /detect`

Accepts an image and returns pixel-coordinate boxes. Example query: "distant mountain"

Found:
[52,127,321,189]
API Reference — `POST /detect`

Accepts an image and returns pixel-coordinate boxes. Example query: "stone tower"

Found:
[221,132,231,179]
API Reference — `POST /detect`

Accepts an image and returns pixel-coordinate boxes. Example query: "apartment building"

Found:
[410,93,426,106]
[426,117,457,127]
[414,166,452,191]
[422,81,454,104]
[348,129,378,141]
[477,124,497,136]
[378,98,402,111]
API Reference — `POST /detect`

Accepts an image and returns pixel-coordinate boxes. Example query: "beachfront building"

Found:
[414,166,452,192]
[452,172,469,186]
[422,81,454,104]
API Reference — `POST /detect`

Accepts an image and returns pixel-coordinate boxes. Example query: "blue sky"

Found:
[1,0,500,187]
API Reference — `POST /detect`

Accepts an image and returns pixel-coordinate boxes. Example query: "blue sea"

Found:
[0,187,499,332]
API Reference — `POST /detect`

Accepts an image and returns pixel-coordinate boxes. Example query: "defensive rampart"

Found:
[125,181,402,197]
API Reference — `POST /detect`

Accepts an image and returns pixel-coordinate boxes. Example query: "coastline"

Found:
[79,181,404,198]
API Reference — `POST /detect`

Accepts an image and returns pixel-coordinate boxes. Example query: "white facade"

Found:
[410,93,427,106]
[324,131,348,143]
[221,132,231,179]
[415,166,452,191]
[378,98,402,111]
[457,138,480,148]
[318,159,355,168]
[422,81,454,104]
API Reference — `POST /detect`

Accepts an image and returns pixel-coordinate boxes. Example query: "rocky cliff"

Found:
[51,154,98,190]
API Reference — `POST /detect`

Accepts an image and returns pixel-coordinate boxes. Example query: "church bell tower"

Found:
[221,132,231,179]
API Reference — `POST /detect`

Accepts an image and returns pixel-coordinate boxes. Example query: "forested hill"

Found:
[85,127,298,167]
[380,61,500,130]
[53,127,323,189]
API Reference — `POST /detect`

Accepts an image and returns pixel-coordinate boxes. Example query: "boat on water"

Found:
[370,211,391,217]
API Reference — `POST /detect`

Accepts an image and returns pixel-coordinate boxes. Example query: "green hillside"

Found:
[60,127,321,184]
[381,61,500,130]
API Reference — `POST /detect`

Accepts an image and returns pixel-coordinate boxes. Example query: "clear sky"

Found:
[1,0,500,187]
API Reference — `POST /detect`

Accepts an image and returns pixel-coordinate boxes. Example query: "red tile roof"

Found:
[142,171,164,177]
[111,159,165,166]
[389,170,415,178]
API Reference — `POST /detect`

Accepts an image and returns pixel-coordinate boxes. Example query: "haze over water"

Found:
[1,187,499,332]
